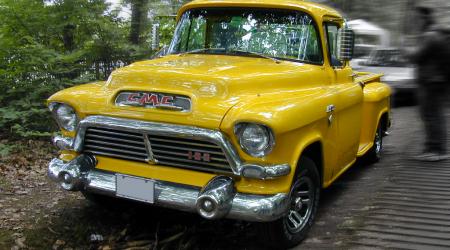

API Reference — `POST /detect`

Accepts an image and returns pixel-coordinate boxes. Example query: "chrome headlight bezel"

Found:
[234,123,275,158]
[48,102,79,132]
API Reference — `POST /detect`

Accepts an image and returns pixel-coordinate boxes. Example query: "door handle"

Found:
[326,105,335,126]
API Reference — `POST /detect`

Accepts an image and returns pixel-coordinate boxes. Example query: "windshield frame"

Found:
[168,7,325,66]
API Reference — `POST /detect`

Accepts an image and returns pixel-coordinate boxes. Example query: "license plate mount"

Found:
[116,174,155,204]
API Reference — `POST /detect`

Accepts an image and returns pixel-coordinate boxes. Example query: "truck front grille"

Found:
[82,127,232,173]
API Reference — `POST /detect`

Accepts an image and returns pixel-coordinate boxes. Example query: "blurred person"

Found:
[405,3,450,161]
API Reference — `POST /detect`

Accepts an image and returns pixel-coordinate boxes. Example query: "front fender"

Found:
[220,89,332,190]
[220,87,332,135]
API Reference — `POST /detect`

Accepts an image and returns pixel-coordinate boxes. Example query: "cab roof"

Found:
[178,0,342,21]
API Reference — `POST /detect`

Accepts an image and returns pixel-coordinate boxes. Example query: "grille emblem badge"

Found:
[188,151,211,162]
[115,91,191,112]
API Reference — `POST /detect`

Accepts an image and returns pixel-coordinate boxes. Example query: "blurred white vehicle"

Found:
[351,48,417,106]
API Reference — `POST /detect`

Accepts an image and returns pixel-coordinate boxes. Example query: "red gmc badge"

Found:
[115,91,191,112]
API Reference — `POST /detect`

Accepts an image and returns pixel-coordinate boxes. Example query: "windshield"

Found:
[168,8,323,64]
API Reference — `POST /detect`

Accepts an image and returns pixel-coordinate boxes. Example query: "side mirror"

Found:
[151,23,160,51]
[338,27,355,61]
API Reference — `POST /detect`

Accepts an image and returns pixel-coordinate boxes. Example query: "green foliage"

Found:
[0,0,163,140]
[0,142,19,158]
[159,17,177,47]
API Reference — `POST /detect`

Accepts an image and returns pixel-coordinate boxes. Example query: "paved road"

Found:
[298,106,450,249]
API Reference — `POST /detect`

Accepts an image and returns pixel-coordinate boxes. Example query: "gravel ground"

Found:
[0,106,448,250]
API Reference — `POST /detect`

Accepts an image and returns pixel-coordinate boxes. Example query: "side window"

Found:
[171,12,191,52]
[324,23,343,67]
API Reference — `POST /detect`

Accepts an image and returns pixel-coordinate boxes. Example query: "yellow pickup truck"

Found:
[47,0,391,247]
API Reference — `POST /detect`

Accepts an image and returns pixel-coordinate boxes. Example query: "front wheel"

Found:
[365,123,383,163]
[258,157,321,249]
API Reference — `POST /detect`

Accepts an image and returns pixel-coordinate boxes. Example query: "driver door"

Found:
[324,21,363,172]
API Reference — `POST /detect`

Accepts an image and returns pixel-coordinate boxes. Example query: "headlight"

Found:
[234,123,275,158]
[49,103,78,131]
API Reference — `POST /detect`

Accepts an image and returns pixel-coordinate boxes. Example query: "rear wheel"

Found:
[258,157,320,249]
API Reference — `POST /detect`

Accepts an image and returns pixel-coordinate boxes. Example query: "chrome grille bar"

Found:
[86,134,145,146]
[83,150,147,162]
[84,144,148,157]
[85,139,146,151]
[151,149,229,162]
[155,155,229,169]
[149,137,221,149]
[149,143,226,156]
[156,161,232,174]
[87,128,143,139]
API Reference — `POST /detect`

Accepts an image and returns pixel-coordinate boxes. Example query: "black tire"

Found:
[365,123,383,163]
[258,157,321,249]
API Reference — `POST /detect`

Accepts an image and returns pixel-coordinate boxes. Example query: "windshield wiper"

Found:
[179,48,226,56]
[227,49,281,64]
[179,48,281,64]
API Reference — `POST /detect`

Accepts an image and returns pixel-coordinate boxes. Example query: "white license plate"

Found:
[116,174,155,203]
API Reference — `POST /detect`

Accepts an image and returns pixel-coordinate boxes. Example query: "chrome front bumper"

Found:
[48,154,290,222]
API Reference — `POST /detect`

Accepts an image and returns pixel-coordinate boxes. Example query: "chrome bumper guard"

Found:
[48,154,290,222]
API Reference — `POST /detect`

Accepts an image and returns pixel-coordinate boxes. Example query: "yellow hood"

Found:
[50,54,328,130]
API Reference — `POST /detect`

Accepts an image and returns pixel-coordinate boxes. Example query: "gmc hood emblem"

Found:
[115,91,191,112]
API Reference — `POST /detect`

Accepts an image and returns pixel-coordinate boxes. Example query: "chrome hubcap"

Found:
[375,129,382,156]
[285,177,314,234]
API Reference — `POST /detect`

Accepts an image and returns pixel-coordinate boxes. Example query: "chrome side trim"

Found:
[241,164,291,179]
[73,116,242,175]
[48,156,290,222]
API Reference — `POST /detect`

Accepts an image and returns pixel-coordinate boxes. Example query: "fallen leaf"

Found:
[52,239,66,250]
[122,240,153,248]
[15,237,26,248]
[14,190,29,195]
[90,234,104,242]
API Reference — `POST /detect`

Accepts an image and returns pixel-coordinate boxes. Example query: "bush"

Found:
[0,0,161,140]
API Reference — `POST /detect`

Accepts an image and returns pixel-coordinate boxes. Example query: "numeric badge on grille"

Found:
[115,91,191,112]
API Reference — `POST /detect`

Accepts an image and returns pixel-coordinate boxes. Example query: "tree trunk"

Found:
[63,24,75,51]
[129,0,148,45]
